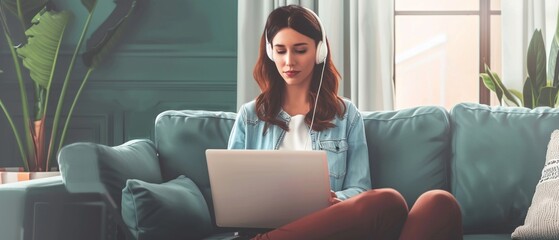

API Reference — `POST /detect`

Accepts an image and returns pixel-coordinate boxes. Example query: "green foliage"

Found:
[17,9,71,89]
[2,0,48,29]
[83,0,137,68]
[481,28,559,108]
[16,9,71,121]
[0,0,136,171]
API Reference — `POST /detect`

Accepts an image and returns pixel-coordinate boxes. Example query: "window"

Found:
[394,0,501,109]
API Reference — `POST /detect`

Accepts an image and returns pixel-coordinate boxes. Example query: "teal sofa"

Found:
[5,102,558,239]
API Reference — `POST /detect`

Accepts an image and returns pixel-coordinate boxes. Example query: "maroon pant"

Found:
[251,189,463,240]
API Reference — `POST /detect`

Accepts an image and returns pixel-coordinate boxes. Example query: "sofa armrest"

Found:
[58,139,163,240]
[58,139,163,208]
[0,176,64,240]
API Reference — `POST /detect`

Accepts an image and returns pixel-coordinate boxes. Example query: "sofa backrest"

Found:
[362,106,451,207]
[154,106,453,217]
[155,104,559,234]
[155,110,236,219]
[450,103,559,234]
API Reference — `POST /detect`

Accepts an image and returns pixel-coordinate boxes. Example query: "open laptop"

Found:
[206,149,331,229]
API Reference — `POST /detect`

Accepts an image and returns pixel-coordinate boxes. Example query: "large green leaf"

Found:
[481,73,503,104]
[509,89,524,104]
[485,65,521,106]
[16,9,71,88]
[538,86,559,107]
[481,73,496,92]
[549,8,559,86]
[524,76,535,108]
[526,29,547,102]
[1,0,47,28]
[83,0,136,68]
[553,49,559,87]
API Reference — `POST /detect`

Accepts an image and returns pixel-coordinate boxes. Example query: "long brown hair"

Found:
[253,5,345,132]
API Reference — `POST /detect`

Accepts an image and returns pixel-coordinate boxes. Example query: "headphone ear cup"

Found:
[266,42,274,62]
[315,41,328,64]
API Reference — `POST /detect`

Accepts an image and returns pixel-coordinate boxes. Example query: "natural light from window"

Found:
[394,0,501,110]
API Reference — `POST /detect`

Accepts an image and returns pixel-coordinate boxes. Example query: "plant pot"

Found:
[0,168,60,184]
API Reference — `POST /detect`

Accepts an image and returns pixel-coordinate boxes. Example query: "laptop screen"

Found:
[206,149,331,228]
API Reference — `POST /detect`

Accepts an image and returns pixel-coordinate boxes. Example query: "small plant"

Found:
[481,6,559,109]
[0,0,136,171]
[481,28,559,108]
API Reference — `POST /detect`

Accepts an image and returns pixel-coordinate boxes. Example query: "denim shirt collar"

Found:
[277,109,292,122]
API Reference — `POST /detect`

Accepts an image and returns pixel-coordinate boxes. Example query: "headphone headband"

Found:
[265,6,328,64]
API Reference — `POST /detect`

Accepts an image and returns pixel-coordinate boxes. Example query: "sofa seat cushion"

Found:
[450,103,559,233]
[463,234,513,240]
[362,105,451,207]
[121,175,213,240]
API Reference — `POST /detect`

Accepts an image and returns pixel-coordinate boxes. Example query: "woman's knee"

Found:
[356,188,408,214]
[355,188,409,234]
[415,190,461,213]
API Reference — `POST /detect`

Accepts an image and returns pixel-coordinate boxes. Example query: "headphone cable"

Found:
[304,62,326,150]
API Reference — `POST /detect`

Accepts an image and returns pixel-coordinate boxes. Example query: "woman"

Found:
[228,5,463,240]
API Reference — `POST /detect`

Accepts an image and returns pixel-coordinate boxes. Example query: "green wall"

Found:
[0,0,237,167]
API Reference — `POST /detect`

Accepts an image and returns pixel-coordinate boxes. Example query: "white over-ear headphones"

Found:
[265,7,328,64]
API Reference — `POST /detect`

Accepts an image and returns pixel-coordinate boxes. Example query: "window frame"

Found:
[393,0,501,105]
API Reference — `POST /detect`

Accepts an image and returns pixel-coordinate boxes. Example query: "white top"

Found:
[279,114,312,150]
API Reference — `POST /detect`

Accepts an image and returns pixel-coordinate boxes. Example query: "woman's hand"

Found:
[330,190,342,205]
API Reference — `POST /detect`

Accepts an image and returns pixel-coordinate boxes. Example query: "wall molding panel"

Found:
[0,0,238,167]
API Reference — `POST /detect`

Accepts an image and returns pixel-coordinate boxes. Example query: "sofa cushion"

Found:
[450,103,559,234]
[362,106,451,207]
[121,175,212,240]
[155,110,236,221]
[463,234,513,240]
[511,129,559,239]
[58,140,162,209]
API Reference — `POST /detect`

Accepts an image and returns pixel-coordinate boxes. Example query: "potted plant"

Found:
[0,0,136,180]
[481,9,559,108]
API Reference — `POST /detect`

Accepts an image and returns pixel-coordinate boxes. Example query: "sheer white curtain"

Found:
[237,0,395,111]
[501,0,559,92]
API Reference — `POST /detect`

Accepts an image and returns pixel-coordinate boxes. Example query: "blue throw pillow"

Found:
[121,175,212,240]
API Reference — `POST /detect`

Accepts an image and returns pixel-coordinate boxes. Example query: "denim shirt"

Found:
[227,98,371,200]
